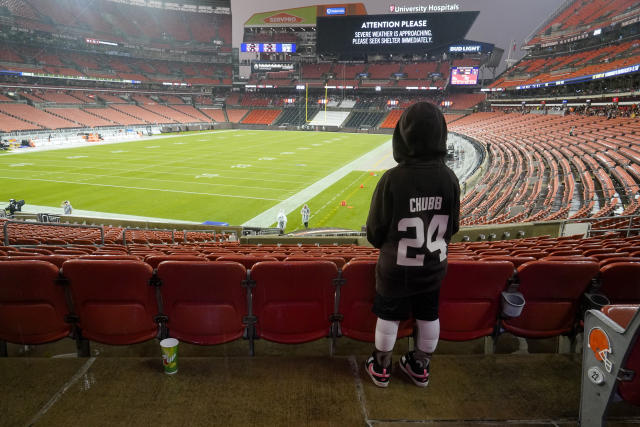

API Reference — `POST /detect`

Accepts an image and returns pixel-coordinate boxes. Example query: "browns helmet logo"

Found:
[588,327,613,373]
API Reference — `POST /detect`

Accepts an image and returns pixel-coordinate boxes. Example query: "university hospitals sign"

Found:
[389,4,460,12]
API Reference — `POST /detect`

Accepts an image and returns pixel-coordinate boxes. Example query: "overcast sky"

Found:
[230,0,563,63]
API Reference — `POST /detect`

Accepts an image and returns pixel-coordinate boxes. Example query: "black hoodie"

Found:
[366,102,460,298]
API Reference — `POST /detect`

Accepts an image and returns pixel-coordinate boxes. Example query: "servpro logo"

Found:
[264,13,303,24]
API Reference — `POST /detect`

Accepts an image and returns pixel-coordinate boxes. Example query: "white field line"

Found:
[2,129,236,156]
[11,158,335,184]
[0,175,284,201]
[20,204,201,224]
[242,140,392,227]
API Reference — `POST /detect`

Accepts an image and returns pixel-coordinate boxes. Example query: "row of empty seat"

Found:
[3,255,629,357]
[492,39,640,89]
[526,0,639,47]
[450,112,640,225]
[0,0,231,45]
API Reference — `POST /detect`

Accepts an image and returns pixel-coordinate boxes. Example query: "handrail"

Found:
[561,213,640,238]
[3,220,104,246]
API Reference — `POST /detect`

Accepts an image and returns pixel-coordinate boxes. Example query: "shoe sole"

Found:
[364,360,389,388]
[399,358,429,388]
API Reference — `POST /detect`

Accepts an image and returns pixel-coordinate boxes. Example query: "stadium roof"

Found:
[106,0,230,12]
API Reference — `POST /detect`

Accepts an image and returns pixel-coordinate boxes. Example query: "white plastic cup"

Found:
[160,338,179,375]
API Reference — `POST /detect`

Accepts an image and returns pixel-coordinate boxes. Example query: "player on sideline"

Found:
[365,102,460,388]
[300,204,310,229]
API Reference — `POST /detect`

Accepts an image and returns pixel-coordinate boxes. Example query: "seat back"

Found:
[285,255,346,270]
[0,254,76,268]
[599,262,640,304]
[250,261,338,343]
[78,255,143,261]
[503,260,599,338]
[62,259,158,344]
[479,255,535,268]
[157,261,247,345]
[439,260,515,341]
[145,254,206,269]
[0,260,71,344]
[340,260,413,342]
[216,255,277,269]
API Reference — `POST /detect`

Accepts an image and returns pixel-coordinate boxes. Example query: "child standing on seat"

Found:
[365,102,460,387]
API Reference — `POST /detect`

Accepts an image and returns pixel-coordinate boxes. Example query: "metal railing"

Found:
[561,213,640,238]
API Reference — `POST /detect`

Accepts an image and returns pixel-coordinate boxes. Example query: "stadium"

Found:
[1,0,640,425]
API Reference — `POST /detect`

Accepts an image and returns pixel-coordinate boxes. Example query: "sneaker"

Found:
[365,355,391,388]
[399,352,430,387]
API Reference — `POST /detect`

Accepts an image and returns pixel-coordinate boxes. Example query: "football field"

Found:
[1,130,390,230]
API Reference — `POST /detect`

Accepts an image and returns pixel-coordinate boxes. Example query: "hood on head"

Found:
[392,101,447,163]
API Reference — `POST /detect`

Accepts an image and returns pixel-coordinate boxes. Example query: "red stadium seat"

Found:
[478,255,536,268]
[502,260,599,338]
[340,259,413,342]
[0,254,76,268]
[62,259,158,345]
[285,255,346,270]
[250,261,339,346]
[144,254,206,269]
[598,262,640,304]
[157,261,247,345]
[439,260,515,341]
[0,260,71,349]
[78,254,143,261]
[216,255,277,269]
[599,257,640,267]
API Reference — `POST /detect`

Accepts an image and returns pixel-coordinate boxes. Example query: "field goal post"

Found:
[305,84,328,123]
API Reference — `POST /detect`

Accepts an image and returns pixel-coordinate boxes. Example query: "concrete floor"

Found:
[3,336,640,426]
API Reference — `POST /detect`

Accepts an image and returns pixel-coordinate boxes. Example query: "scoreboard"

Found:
[241,43,296,53]
[317,12,478,55]
[450,66,479,85]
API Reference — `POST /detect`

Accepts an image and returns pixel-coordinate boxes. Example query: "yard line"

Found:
[242,140,392,227]
[17,168,295,192]
[0,176,284,201]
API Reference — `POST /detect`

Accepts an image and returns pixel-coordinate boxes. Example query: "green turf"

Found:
[280,170,383,232]
[1,130,389,226]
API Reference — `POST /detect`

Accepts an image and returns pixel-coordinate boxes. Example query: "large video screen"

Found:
[317,12,478,55]
[450,66,479,85]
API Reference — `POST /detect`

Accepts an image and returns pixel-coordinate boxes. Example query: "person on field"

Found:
[301,204,310,229]
[276,209,287,234]
[365,102,460,388]
[62,200,73,215]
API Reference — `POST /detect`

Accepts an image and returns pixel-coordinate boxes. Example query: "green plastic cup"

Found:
[160,338,179,375]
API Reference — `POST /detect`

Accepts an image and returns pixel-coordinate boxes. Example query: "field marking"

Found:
[314,153,390,226]
[315,172,368,226]
[25,357,96,427]
[7,163,314,190]
[0,176,284,201]
[0,129,235,157]
[21,203,200,224]
[242,140,392,227]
